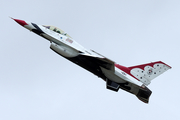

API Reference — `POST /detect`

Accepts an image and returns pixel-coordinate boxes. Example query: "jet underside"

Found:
[53,50,151,103]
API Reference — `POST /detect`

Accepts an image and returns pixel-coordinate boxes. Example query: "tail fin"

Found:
[128,61,171,85]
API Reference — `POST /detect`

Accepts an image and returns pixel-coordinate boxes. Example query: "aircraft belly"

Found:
[52,50,151,103]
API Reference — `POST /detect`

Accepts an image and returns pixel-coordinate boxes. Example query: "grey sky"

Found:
[1,0,180,119]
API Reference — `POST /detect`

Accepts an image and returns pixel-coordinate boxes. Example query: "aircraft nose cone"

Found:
[12,18,28,26]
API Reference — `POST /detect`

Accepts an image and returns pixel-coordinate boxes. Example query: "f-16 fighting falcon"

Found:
[12,18,171,103]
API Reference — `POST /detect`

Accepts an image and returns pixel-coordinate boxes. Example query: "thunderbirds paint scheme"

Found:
[12,18,171,103]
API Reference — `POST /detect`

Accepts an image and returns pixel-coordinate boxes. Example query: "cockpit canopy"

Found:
[43,25,72,38]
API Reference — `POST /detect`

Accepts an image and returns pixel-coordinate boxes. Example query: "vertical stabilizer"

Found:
[128,61,171,85]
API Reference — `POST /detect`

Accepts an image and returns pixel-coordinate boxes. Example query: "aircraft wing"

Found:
[79,51,115,72]
[95,57,115,71]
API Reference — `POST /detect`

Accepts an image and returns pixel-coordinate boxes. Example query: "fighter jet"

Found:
[12,18,171,103]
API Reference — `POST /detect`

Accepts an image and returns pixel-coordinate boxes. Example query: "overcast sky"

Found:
[1,0,180,120]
